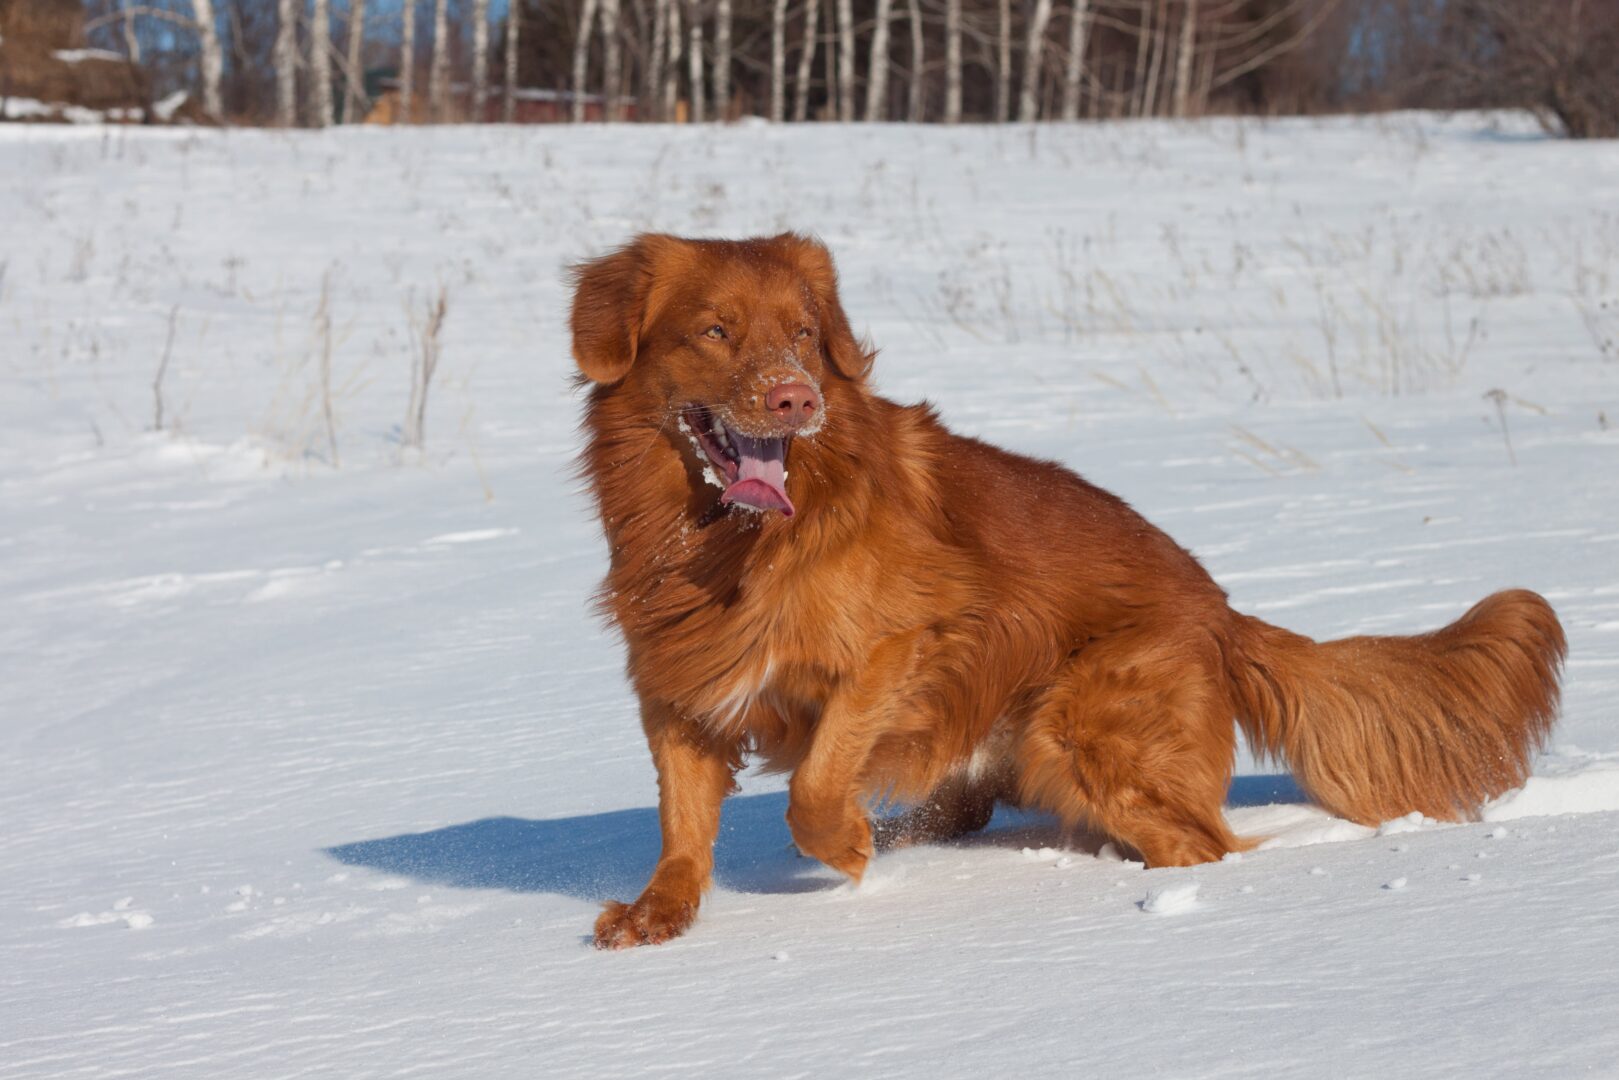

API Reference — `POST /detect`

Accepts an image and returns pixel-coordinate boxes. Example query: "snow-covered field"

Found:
[3,113,1618,1078]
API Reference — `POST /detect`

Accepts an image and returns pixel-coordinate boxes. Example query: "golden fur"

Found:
[570,233,1567,949]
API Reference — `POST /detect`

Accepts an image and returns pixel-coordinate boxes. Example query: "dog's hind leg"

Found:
[1013,633,1249,868]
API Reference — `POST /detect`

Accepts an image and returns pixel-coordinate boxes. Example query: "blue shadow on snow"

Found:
[324,774,1307,902]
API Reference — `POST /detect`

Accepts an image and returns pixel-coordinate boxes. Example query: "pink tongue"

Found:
[721,433,794,517]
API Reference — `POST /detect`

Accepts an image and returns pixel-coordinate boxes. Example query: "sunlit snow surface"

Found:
[2,113,1617,1078]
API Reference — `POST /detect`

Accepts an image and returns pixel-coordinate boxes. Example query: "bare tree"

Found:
[825,0,840,118]
[471,0,490,119]
[309,0,334,126]
[400,0,415,122]
[792,0,819,121]
[687,0,706,121]
[770,0,787,121]
[274,0,297,125]
[503,0,519,121]
[188,0,223,119]
[428,0,449,121]
[647,0,667,118]
[664,0,682,120]
[835,0,854,120]
[995,0,1010,121]
[1171,0,1197,116]
[94,0,1387,128]
[713,0,731,117]
[344,0,368,122]
[1018,0,1052,120]
[1128,0,1151,115]
[1059,0,1089,119]
[1407,0,1619,139]
[571,0,599,121]
[601,0,623,119]
[119,0,142,63]
[1142,0,1169,118]
[864,0,892,120]
[906,0,924,121]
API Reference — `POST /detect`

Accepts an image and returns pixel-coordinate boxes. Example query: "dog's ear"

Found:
[569,236,664,385]
[772,234,874,381]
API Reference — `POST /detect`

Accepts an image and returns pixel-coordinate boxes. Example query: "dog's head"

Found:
[570,233,871,519]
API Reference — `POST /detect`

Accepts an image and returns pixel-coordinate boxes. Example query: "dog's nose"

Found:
[766,382,820,429]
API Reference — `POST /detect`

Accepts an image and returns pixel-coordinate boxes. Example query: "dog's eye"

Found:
[796,327,813,340]
[704,325,727,341]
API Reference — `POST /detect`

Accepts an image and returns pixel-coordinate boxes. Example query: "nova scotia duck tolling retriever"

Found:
[569,232,1566,949]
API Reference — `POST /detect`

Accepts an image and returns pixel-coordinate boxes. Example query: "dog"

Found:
[570,232,1566,949]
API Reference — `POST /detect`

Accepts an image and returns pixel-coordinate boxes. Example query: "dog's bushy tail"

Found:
[1226,590,1566,825]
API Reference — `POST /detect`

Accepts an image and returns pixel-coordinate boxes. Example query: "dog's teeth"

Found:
[713,421,730,449]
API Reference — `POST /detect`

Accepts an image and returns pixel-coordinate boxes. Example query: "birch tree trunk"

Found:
[944,0,961,122]
[399,0,414,122]
[1129,0,1150,115]
[191,0,223,120]
[687,0,706,122]
[1018,0,1051,121]
[836,0,854,122]
[1141,0,1168,118]
[571,0,599,121]
[601,0,623,120]
[471,0,490,120]
[648,0,667,118]
[344,0,367,122]
[825,3,839,120]
[120,0,141,63]
[274,0,297,126]
[664,0,681,120]
[995,0,1010,122]
[1172,0,1197,117]
[427,0,449,120]
[1194,21,1214,115]
[770,0,787,122]
[503,0,520,121]
[713,0,731,119]
[906,0,923,122]
[309,0,333,126]
[864,0,891,121]
[792,0,819,122]
[1060,0,1088,119]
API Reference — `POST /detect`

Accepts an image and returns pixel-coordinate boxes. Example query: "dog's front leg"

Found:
[594,702,737,949]
[786,629,924,883]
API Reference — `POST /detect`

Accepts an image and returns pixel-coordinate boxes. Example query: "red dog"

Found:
[571,233,1566,949]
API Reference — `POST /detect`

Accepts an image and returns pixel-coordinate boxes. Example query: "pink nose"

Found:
[765,382,820,429]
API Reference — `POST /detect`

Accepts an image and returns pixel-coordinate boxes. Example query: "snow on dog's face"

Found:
[570,233,871,519]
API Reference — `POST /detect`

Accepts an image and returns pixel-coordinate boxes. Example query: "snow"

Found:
[1,96,141,124]
[0,90,185,124]
[152,89,190,121]
[1140,880,1201,914]
[51,47,126,64]
[1,113,1617,1077]
[1484,751,1619,820]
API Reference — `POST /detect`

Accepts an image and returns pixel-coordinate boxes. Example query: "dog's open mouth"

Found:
[681,405,794,517]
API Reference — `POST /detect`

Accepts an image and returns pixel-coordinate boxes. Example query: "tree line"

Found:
[25,0,1619,135]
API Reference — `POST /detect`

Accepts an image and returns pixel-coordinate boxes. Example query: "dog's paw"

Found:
[787,804,874,883]
[592,892,697,950]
